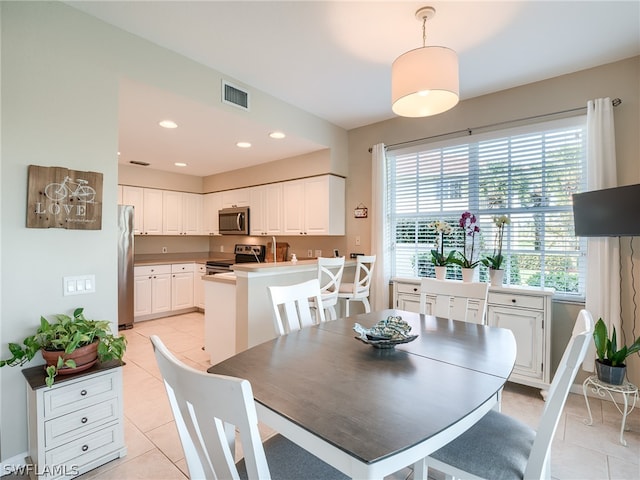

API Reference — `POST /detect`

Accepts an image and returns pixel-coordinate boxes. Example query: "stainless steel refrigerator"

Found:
[118,205,134,329]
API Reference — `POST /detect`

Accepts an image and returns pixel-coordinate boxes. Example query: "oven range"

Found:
[206,244,266,275]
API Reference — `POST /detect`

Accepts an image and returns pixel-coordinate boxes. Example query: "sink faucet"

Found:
[272,236,277,263]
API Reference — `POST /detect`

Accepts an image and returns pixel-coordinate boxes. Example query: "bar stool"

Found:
[338,255,376,317]
[310,256,345,321]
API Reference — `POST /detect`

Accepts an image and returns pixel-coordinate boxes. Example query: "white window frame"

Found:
[386,116,587,300]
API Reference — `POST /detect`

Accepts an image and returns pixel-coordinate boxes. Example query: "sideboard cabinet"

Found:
[392,277,554,390]
[23,362,126,479]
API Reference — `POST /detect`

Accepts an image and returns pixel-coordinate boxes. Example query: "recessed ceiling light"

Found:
[236,141,252,148]
[269,131,286,139]
[159,120,178,129]
[174,162,187,167]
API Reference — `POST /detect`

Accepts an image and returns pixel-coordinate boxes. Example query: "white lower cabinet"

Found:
[194,263,206,309]
[171,263,194,310]
[24,364,126,479]
[134,263,198,321]
[134,265,171,318]
[392,278,554,389]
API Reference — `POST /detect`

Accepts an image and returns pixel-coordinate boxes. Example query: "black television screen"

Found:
[572,184,640,237]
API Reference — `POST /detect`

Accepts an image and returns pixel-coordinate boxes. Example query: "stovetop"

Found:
[206,244,266,267]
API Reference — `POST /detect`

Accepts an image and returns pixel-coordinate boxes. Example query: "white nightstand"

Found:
[23,361,127,479]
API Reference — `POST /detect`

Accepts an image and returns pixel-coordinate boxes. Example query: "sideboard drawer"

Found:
[488,292,544,310]
[395,282,420,295]
[45,398,119,448]
[44,371,117,418]
[45,422,122,472]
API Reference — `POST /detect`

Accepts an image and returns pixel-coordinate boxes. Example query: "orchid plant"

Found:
[450,211,481,269]
[482,215,510,270]
[428,220,455,267]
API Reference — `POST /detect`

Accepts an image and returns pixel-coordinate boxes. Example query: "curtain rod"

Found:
[369,98,622,153]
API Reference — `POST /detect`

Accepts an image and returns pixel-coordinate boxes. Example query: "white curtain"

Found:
[584,97,620,371]
[370,143,390,310]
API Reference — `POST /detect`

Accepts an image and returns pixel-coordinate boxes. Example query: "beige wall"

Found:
[202,149,337,193]
[3,0,638,463]
[347,56,640,386]
[1,2,347,461]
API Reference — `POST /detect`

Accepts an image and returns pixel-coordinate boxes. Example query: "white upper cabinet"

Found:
[181,192,203,235]
[163,191,203,235]
[282,176,345,236]
[121,186,144,234]
[120,174,344,237]
[203,192,222,235]
[250,184,283,236]
[142,188,163,235]
[222,188,250,208]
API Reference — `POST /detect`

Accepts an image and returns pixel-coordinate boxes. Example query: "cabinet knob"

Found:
[511,298,516,303]
[413,287,418,292]
[80,389,87,396]
[82,445,89,452]
[81,417,88,424]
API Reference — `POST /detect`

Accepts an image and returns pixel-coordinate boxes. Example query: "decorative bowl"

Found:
[353,316,418,349]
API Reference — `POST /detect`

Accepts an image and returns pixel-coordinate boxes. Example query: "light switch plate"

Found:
[63,275,96,296]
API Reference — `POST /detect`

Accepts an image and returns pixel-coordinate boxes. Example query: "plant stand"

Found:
[582,374,638,446]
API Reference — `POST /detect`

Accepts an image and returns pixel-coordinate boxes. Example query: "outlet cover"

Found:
[315,249,322,258]
[307,249,313,258]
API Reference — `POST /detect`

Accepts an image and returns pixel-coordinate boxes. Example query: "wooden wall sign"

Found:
[27,165,103,230]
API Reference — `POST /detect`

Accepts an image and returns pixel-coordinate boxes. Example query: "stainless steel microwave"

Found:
[218,207,250,235]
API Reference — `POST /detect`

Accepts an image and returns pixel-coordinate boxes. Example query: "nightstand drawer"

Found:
[44,371,118,418]
[45,398,119,448]
[45,422,122,472]
[488,292,544,310]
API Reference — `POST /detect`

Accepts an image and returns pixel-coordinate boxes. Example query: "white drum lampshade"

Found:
[391,45,459,117]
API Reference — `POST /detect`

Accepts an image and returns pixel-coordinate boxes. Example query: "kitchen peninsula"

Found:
[203,259,356,365]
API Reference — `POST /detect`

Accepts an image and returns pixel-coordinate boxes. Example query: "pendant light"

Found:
[391,6,459,117]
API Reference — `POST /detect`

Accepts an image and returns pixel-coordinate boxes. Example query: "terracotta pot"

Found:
[461,268,476,283]
[41,341,99,375]
[435,266,447,280]
[489,269,504,286]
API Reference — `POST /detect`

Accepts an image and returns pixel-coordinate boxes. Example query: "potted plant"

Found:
[592,317,640,385]
[449,211,481,282]
[481,215,510,286]
[0,307,127,387]
[428,220,455,280]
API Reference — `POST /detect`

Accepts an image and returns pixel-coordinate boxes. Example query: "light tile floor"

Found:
[73,312,639,480]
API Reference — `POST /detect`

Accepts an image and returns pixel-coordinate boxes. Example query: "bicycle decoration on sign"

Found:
[27,165,103,230]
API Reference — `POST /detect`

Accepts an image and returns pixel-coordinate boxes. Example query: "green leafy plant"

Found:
[482,215,510,270]
[0,307,127,386]
[593,317,640,367]
[450,211,481,269]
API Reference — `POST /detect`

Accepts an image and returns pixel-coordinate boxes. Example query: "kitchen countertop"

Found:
[134,251,232,266]
[233,258,356,273]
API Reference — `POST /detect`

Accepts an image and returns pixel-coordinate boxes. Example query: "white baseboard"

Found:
[1,452,28,477]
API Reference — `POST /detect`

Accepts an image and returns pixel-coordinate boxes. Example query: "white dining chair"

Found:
[338,255,376,316]
[150,335,348,480]
[418,309,594,480]
[310,256,345,321]
[268,278,325,336]
[419,278,489,324]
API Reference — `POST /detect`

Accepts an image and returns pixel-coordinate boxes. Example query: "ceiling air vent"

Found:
[129,160,150,166]
[222,80,250,111]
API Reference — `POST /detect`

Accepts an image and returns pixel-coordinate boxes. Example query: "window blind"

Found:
[387,116,587,299]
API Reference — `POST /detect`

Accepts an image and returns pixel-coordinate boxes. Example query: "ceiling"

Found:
[66,1,640,177]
